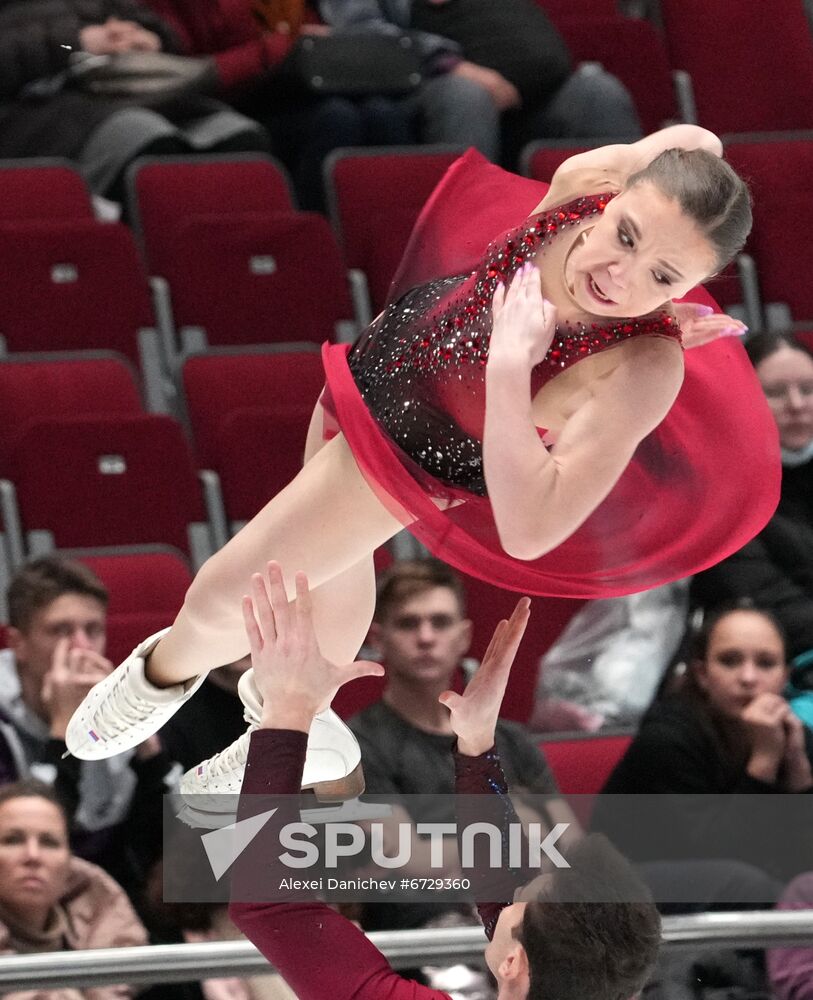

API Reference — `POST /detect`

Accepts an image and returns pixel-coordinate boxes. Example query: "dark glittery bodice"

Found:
[347,192,682,497]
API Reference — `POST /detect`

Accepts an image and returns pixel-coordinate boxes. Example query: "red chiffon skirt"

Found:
[322,151,780,599]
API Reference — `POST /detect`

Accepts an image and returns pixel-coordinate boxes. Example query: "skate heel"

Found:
[310,762,366,802]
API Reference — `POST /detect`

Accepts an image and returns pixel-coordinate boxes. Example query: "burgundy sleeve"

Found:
[212,33,293,90]
[767,873,813,1000]
[228,730,449,1000]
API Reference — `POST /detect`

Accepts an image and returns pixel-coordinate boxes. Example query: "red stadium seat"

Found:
[163,211,355,350]
[555,18,679,134]
[76,547,193,664]
[4,415,210,558]
[521,141,598,182]
[0,220,159,370]
[324,145,465,316]
[0,160,95,221]
[182,346,325,524]
[725,137,813,324]
[127,154,295,272]
[531,0,618,26]
[0,354,143,469]
[659,0,813,133]
[461,576,584,723]
[540,731,633,824]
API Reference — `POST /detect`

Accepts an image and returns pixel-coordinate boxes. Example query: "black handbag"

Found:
[68,52,216,105]
[284,33,423,97]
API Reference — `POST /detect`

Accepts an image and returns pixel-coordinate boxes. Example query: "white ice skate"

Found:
[177,668,364,828]
[65,628,207,760]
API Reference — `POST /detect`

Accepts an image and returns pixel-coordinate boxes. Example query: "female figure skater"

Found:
[66,125,779,814]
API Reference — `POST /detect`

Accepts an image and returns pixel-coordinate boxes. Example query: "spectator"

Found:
[0,556,177,893]
[0,778,147,1000]
[142,0,414,209]
[593,604,813,878]
[767,872,813,1000]
[318,0,641,164]
[0,0,268,204]
[692,332,813,659]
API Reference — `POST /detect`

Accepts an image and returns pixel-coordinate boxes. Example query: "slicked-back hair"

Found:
[626,147,752,273]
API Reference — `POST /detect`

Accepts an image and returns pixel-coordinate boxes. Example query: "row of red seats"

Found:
[1,131,807,404]
[0,344,585,724]
[532,0,813,137]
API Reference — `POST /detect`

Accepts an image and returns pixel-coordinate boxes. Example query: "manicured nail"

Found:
[697,305,714,316]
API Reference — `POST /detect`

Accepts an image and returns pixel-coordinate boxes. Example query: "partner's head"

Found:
[486,833,661,1000]
[568,148,751,318]
[6,556,108,690]
[369,559,471,690]
[0,781,72,933]
[745,331,813,453]
[686,605,789,720]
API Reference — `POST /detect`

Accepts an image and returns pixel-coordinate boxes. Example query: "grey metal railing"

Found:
[0,911,812,992]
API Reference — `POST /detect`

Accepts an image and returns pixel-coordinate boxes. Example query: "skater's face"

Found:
[566,181,716,318]
[370,586,472,687]
[8,593,107,687]
[757,344,813,452]
[695,610,788,719]
[0,795,71,931]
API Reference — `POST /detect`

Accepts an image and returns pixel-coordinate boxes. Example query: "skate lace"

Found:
[94,669,159,735]
[202,728,255,778]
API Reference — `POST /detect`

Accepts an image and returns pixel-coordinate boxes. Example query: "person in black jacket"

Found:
[691,332,813,659]
[593,604,813,881]
[318,0,642,164]
[0,0,268,200]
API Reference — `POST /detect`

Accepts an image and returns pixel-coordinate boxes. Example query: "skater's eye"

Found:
[652,270,672,286]
[617,226,634,249]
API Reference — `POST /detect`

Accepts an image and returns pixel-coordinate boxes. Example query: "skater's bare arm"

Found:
[532,125,723,213]
[484,268,683,561]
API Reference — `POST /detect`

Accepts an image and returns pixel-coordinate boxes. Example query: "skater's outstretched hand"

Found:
[244,561,384,732]
[673,302,747,349]
[438,597,531,757]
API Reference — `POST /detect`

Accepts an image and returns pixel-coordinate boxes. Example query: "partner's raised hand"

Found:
[438,597,531,756]
[244,561,384,732]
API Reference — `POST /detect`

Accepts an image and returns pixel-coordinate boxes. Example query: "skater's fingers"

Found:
[264,560,291,638]
[242,594,263,652]
[479,619,507,670]
[293,570,315,637]
[251,572,277,643]
[492,598,531,673]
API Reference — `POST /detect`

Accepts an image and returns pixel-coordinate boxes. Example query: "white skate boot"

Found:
[177,668,364,827]
[65,628,207,760]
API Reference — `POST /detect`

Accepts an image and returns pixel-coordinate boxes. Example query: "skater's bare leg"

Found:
[146,434,403,686]
[309,555,377,669]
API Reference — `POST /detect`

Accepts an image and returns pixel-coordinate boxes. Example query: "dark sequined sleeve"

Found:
[453,742,533,940]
